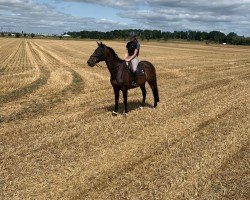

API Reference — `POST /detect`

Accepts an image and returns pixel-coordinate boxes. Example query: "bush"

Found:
[15,33,20,38]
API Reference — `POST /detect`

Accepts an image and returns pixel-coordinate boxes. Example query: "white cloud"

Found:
[61,0,250,35]
[61,0,143,9]
[0,0,129,33]
[0,0,249,35]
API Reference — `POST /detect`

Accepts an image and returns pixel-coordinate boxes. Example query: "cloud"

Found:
[119,0,250,35]
[0,0,130,33]
[63,0,250,35]
[0,0,249,35]
[60,0,143,9]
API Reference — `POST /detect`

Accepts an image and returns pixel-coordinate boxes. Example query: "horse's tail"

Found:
[150,76,159,103]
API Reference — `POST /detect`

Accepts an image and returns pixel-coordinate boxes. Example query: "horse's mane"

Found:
[106,45,124,62]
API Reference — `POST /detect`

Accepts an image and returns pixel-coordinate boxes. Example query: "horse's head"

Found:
[87,42,106,67]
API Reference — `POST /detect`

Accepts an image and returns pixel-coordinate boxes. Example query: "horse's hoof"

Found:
[139,106,143,110]
[112,111,118,116]
[123,112,128,117]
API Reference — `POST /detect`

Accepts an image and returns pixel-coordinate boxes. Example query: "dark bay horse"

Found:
[87,42,159,115]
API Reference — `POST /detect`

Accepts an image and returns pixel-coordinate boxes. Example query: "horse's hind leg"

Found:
[148,79,159,108]
[140,84,146,107]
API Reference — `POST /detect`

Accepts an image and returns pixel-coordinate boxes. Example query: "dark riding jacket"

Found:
[126,41,140,56]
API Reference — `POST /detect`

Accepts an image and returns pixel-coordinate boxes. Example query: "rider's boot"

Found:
[132,72,137,87]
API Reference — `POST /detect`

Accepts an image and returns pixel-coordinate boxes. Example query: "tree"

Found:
[162,31,172,40]
[151,30,162,39]
[180,31,187,39]
[201,32,209,41]
[15,33,20,38]
[208,31,226,43]
[31,33,35,38]
[1,32,4,37]
[187,31,197,40]
[173,31,180,39]
[144,30,152,40]
[195,31,203,40]
[23,33,27,37]
[226,32,238,44]
[8,33,11,37]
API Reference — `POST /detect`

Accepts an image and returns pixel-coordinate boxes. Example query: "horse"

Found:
[87,42,159,115]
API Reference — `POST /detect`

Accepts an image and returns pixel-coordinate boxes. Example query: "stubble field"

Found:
[0,38,249,199]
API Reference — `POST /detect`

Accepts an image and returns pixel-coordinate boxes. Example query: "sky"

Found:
[0,0,249,36]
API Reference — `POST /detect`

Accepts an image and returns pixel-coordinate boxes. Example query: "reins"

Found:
[95,59,126,69]
[95,63,104,68]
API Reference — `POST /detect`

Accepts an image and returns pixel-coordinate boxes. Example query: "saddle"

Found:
[126,62,145,76]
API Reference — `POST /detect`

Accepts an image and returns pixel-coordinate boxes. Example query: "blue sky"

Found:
[0,0,249,36]
[36,0,125,20]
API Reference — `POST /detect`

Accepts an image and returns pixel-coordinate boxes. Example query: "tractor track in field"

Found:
[0,40,23,72]
[0,40,48,105]
[0,40,85,123]
[0,39,20,63]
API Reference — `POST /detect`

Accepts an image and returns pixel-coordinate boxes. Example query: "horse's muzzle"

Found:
[87,60,92,66]
[87,56,98,67]
[87,60,95,67]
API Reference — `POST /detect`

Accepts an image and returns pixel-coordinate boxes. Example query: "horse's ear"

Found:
[97,41,100,46]
[100,42,104,47]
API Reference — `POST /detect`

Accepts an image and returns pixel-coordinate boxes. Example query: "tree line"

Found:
[0,32,35,38]
[1,29,249,45]
[67,29,250,45]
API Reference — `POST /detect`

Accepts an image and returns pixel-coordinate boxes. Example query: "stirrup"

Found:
[132,82,137,87]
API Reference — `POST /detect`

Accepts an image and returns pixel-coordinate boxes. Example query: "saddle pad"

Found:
[136,64,145,76]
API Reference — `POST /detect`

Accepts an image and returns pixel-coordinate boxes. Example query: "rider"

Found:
[124,32,140,87]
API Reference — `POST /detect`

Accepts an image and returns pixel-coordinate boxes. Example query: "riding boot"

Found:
[132,72,137,87]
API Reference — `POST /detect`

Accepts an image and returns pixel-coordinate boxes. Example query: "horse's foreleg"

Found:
[113,87,119,116]
[122,89,128,114]
[140,84,146,106]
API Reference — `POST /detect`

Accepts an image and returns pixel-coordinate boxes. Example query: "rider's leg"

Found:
[131,57,139,86]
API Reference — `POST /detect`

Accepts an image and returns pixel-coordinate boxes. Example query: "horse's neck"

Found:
[105,54,123,78]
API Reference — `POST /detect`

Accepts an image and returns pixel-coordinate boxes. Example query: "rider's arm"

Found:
[124,53,129,59]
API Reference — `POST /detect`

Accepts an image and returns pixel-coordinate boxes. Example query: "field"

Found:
[0,38,249,199]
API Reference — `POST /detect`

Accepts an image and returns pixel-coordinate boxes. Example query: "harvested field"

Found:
[0,38,249,199]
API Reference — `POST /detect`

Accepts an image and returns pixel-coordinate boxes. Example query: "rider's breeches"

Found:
[130,57,139,72]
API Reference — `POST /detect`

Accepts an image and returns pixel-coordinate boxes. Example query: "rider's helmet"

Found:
[130,31,137,38]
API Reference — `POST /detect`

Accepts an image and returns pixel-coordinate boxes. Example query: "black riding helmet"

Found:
[130,31,136,38]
